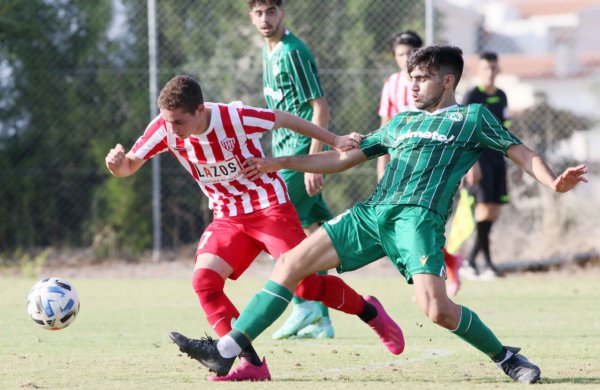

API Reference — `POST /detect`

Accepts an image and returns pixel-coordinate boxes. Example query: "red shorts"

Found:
[195,202,306,280]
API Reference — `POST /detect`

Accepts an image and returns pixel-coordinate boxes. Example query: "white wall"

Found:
[576,6,600,52]
[435,0,483,54]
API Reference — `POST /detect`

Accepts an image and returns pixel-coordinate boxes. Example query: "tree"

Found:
[0,1,114,250]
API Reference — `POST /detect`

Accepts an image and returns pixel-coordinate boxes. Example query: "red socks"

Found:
[294,274,365,315]
[192,268,240,336]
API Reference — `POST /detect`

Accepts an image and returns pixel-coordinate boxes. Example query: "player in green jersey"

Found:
[170,45,588,384]
[248,0,334,341]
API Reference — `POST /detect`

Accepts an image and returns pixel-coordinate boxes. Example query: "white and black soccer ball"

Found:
[27,277,81,330]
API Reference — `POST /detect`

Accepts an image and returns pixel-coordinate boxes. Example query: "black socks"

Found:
[358,301,378,323]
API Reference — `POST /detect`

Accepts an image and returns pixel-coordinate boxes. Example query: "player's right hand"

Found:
[333,132,364,152]
[105,144,126,171]
[242,157,281,181]
[552,164,588,193]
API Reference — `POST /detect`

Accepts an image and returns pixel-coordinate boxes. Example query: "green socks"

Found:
[292,296,306,304]
[452,305,504,359]
[232,280,293,342]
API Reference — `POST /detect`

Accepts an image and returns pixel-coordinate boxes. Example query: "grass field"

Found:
[2,271,600,389]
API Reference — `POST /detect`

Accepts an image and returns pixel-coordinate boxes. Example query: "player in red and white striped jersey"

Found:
[131,100,289,219]
[379,71,413,119]
[106,75,367,381]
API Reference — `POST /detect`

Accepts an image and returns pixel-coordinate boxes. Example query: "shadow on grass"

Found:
[541,377,600,385]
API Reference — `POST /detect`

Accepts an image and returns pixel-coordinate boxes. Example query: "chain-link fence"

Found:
[1,0,598,265]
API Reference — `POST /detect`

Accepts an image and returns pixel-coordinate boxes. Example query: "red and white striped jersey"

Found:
[131,101,289,218]
[378,71,415,118]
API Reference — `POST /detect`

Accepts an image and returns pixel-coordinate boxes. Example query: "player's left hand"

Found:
[333,132,364,152]
[305,172,325,196]
[242,157,280,181]
[552,164,588,192]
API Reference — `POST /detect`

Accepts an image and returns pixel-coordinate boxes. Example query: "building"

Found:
[439,0,600,162]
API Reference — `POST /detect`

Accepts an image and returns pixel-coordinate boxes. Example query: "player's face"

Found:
[409,66,448,112]
[393,44,416,73]
[160,106,203,139]
[478,59,499,87]
[249,4,285,38]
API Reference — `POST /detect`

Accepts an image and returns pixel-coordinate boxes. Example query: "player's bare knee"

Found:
[273,252,303,284]
[424,303,455,329]
[275,252,304,274]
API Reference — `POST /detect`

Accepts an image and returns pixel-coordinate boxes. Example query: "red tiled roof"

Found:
[504,0,600,17]
[464,51,600,79]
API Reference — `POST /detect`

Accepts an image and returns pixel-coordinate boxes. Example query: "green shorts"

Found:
[322,203,447,283]
[281,169,333,228]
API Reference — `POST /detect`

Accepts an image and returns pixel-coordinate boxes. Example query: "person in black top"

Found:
[462,52,510,279]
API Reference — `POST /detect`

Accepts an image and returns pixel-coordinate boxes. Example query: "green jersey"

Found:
[360,104,521,220]
[262,31,324,158]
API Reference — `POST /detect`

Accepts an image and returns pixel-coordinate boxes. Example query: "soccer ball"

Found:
[27,277,81,330]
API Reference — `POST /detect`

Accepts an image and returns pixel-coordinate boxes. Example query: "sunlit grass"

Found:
[2,272,599,389]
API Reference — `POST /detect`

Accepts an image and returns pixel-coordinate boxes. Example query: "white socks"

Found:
[495,349,514,366]
[217,335,242,358]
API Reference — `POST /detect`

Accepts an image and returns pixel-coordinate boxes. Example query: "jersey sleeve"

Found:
[360,116,401,159]
[477,105,521,155]
[239,105,276,139]
[131,116,169,160]
[286,49,324,105]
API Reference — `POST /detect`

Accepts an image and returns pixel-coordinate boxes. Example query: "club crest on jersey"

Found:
[448,112,464,121]
[220,138,236,152]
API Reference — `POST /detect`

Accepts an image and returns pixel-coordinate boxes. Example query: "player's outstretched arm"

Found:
[105,144,145,177]
[274,110,363,152]
[304,97,330,196]
[243,148,368,181]
[507,144,588,193]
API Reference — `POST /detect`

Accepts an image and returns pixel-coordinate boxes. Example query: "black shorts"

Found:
[472,149,509,204]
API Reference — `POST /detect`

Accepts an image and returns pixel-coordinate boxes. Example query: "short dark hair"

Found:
[390,30,423,51]
[157,75,204,114]
[407,45,464,88]
[246,0,282,8]
[479,51,498,62]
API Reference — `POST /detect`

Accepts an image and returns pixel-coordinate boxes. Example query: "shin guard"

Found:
[294,274,365,315]
[192,268,240,337]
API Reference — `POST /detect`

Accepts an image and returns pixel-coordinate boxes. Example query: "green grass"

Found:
[2,272,600,389]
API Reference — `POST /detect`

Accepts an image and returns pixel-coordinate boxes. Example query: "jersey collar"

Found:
[267,30,289,58]
[425,104,459,116]
[192,102,216,139]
